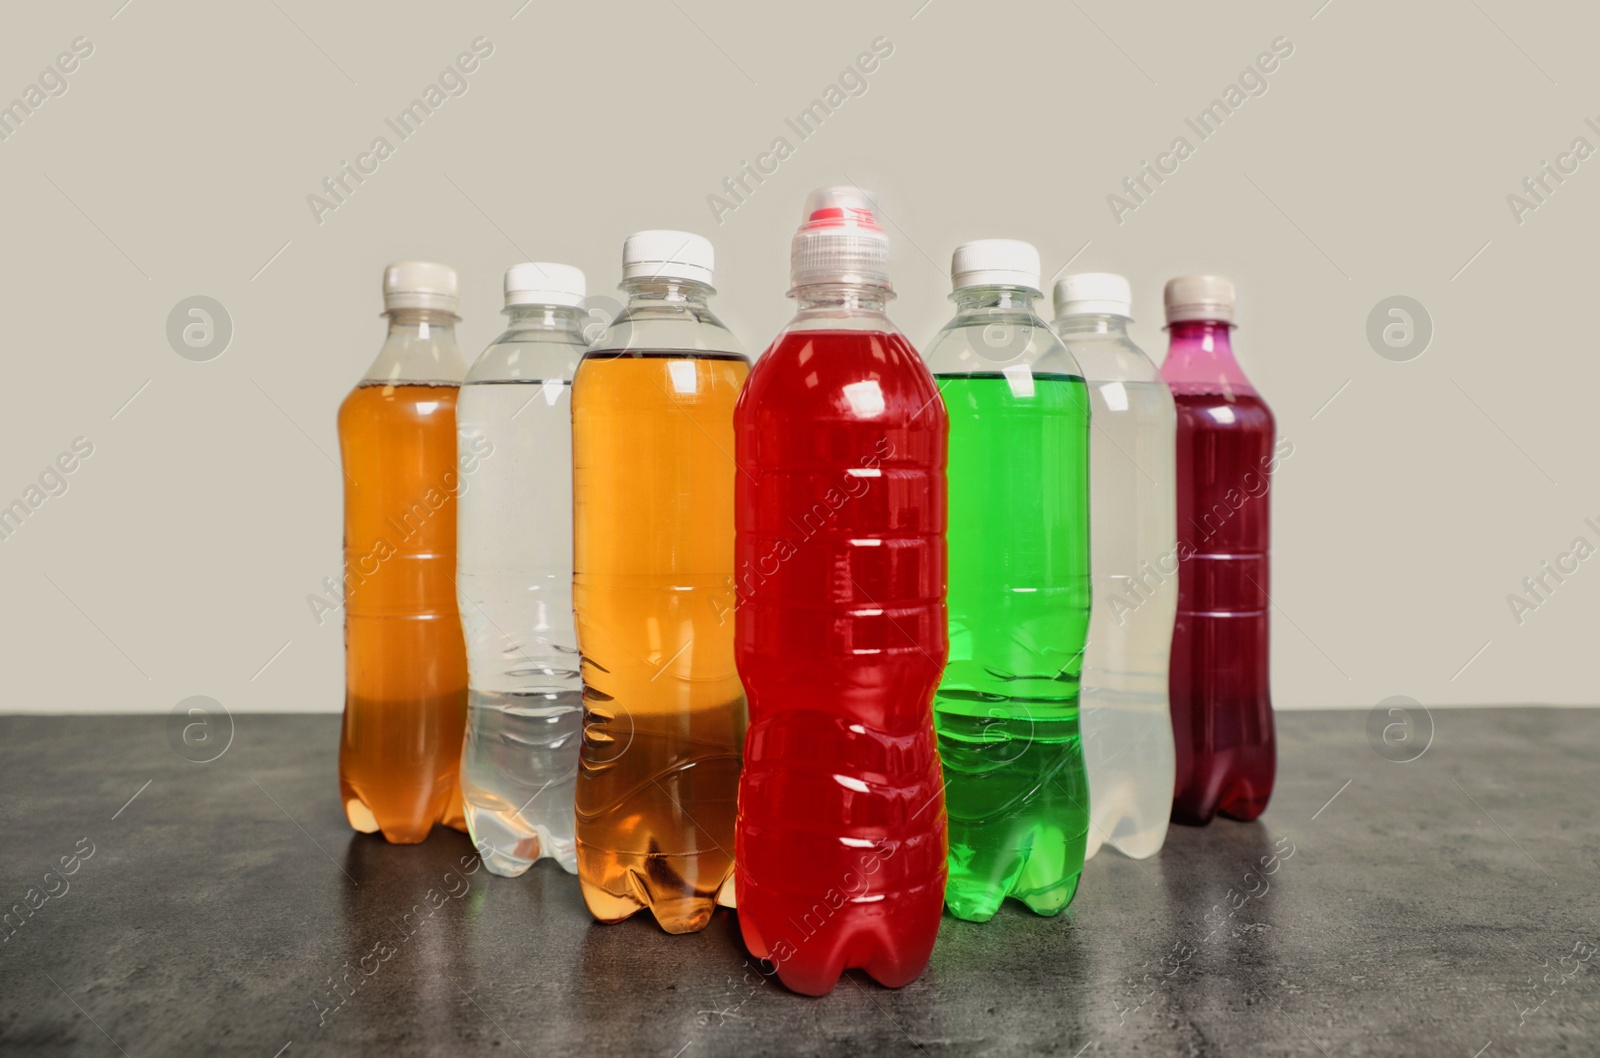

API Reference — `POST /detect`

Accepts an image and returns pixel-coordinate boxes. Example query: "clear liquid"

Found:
[461,689,581,872]
[456,379,580,875]
[1079,378,1178,859]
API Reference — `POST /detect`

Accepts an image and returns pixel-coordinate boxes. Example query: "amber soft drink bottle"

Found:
[338,261,470,844]
[1161,275,1280,825]
[734,188,949,995]
[572,231,749,934]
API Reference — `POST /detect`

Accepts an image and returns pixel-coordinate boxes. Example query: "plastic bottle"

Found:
[457,263,589,877]
[338,261,470,845]
[1160,275,1278,825]
[571,231,749,934]
[922,240,1090,921]
[1054,272,1177,860]
[734,187,948,994]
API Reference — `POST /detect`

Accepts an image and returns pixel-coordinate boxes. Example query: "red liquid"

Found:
[1167,382,1277,825]
[733,327,948,997]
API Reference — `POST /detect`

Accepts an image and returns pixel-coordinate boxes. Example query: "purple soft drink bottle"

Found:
[1160,275,1285,825]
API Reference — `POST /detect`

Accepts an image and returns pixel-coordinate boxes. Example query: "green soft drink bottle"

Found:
[923,239,1091,921]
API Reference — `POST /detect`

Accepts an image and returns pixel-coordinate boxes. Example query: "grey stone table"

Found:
[0,709,1596,1057]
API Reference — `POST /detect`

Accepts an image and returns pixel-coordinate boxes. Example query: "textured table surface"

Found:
[0,708,1595,1057]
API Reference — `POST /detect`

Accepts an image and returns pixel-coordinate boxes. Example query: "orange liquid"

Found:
[337,382,468,844]
[572,352,748,934]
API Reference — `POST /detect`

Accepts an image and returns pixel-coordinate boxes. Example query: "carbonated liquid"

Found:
[735,327,948,995]
[934,372,1091,920]
[572,352,748,934]
[1163,310,1278,826]
[339,382,469,844]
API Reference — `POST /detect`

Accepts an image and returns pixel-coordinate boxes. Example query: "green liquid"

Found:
[934,372,1092,922]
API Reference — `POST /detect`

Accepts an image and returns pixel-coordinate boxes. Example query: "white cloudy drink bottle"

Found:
[1054,273,1177,860]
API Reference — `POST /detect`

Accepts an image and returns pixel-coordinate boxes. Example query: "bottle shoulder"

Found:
[923,313,1083,379]
[1170,388,1276,432]
[742,326,940,415]
[359,337,466,386]
[465,332,586,383]
[586,301,747,359]
[754,325,922,371]
[1062,335,1163,385]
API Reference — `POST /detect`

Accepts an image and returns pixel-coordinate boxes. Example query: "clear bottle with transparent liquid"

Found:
[572,231,749,934]
[456,263,589,876]
[338,262,469,844]
[1053,272,1177,860]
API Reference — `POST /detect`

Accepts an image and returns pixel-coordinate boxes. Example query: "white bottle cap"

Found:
[383,261,459,314]
[951,239,1041,291]
[504,262,586,308]
[621,230,714,284]
[1164,274,1235,324]
[1054,272,1133,319]
[790,186,893,291]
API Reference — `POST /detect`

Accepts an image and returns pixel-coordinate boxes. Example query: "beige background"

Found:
[0,0,1593,714]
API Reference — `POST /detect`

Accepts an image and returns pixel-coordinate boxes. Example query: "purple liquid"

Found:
[1162,320,1278,825]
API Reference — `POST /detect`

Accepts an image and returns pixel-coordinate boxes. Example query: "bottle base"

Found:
[576,840,733,934]
[342,789,467,846]
[466,810,578,878]
[1172,795,1272,827]
[738,879,945,996]
[340,798,430,845]
[580,876,722,935]
[945,868,1082,922]
[945,812,1089,922]
[1086,809,1171,861]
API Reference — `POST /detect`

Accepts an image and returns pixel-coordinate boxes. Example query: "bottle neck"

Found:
[503,303,588,337]
[951,285,1042,317]
[792,282,892,319]
[1162,318,1253,393]
[1054,312,1131,338]
[620,276,714,306]
[384,307,459,338]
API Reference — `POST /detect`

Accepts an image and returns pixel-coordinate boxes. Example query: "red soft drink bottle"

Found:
[1160,275,1283,825]
[733,187,949,996]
